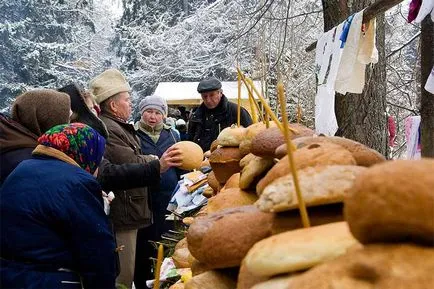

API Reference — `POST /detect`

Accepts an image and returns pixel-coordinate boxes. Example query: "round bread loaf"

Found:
[210,139,219,152]
[256,165,366,212]
[172,238,191,268]
[187,206,274,269]
[239,122,272,155]
[185,270,237,289]
[239,156,274,190]
[345,159,434,245]
[169,283,185,289]
[250,126,285,157]
[251,275,294,289]
[256,142,356,194]
[286,244,434,289]
[222,173,240,190]
[276,136,386,166]
[243,222,360,277]
[207,171,220,192]
[217,125,247,147]
[172,141,204,170]
[209,147,243,184]
[190,258,215,276]
[207,188,258,214]
[200,158,210,168]
[251,124,315,157]
[237,260,269,289]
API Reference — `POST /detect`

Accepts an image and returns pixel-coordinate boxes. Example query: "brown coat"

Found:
[100,112,158,230]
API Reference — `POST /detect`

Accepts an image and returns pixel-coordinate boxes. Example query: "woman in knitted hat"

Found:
[133,95,182,288]
[0,123,117,289]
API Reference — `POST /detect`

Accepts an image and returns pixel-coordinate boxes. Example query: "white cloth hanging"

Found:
[405,116,421,160]
[415,0,434,23]
[335,11,378,94]
[314,23,344,136]
[425,67,434,94]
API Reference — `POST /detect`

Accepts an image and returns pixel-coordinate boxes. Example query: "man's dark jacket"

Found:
[187,95,252,151]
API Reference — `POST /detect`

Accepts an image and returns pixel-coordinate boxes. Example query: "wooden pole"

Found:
[305,0,405,52]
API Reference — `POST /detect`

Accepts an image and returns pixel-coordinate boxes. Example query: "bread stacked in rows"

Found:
[169,122,433,289]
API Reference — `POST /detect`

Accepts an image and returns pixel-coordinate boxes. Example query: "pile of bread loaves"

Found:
[169,122,434,289]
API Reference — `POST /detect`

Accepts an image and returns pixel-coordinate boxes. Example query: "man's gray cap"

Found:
[197,77,222,93]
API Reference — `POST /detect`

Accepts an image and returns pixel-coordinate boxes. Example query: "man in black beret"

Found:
[187,77,252,151]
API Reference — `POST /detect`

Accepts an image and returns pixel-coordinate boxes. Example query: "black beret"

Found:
[197,77,222,93]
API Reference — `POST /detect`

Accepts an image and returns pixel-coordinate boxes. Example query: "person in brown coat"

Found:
[89,68,182,288]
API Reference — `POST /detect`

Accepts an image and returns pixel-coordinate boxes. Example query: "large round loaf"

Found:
[256,165,366,212]
[209,147,243,184]
[345,159,434,245]
[251,124,315,157]
[185,270,237,289]
[207,171,220,191]
[286,244,434,289]
[172,141,204,170]
[276,136,386,166]
[239,122,273,155]
[243,222,360,277]
[217,125,247,147]
[237,260,269,289]
[256,142,356,194]
[207,188,258,214]
[187,206,274,269]
[239,155,274,190]
[172,238,191,268]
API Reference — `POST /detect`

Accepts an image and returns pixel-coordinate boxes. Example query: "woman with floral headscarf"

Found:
[0,123,116,289]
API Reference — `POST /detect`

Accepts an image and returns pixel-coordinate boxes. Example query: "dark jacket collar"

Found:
[192,94,229,120]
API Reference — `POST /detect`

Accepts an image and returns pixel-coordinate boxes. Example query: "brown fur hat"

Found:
[12,89,71,136]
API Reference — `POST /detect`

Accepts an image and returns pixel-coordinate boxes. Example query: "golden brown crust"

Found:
[250,127,285,157]
[209,147,243,184]
[243,222,359,277]
[345,159,434,245]
[239,122,272,155]
[217,126,247,147]
[256,142,356,194]
[173,141,204,170]
[276,136,386,166]
[185,270,237,289]
[187,206,273,269]
[222,173,240,190]
[237,260,269,289]
[286,244,434,289]
[207,171,220,192]
[256,165,366,212]
[239,156,274,190]
[207,188,258,214]
[251,124,314,158]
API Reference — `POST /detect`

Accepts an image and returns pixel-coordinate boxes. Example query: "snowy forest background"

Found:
[0,0,424,158]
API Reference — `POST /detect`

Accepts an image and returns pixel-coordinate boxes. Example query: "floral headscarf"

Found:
[37,123,106,174]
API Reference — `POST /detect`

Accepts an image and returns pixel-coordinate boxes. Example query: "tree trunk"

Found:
[322,0,388,155]
[420,18,434,157]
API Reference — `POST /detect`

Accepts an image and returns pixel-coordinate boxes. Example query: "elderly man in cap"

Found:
[89,69,182,289]
[188,77,252,151]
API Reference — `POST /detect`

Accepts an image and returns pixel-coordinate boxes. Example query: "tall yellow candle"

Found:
[153,244,164,289]
[237,68,282,131]
[277,81,310,228]
[237,70,242,127]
